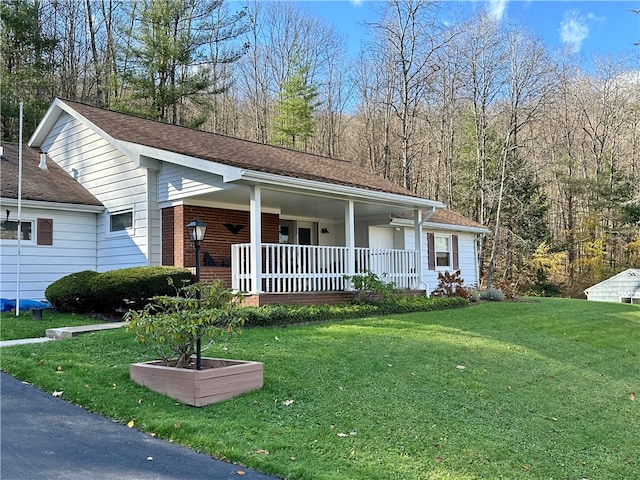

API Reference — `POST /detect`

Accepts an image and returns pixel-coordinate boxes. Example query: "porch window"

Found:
[279,225,290,244]
[110,209,133,233]
[0,220,32,241]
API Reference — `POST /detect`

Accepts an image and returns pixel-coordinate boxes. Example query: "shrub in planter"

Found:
[124,280,244,368]
[45,270,100,312]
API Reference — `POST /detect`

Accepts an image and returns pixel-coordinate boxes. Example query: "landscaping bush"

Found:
[45,266,192,313]
[479,287,506,302]
[431,270,469,299]
[238,295,468,327]
[89,266,193,312]
[45,270,100,313]
[343,270,401,303]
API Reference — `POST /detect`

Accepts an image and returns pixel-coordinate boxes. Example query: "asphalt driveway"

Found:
[1,373,279,480]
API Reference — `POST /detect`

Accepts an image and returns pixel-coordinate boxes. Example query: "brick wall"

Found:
[162,205,279,287]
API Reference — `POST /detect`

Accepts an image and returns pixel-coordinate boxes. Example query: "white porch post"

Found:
[249,185,262,293]
[345,200,355,290]
[414,209,422,290]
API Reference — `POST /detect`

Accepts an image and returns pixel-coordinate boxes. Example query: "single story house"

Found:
[584,269,640,304]
[1,98,488,304]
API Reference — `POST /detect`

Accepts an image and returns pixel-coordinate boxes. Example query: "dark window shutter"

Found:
[452,234,459,270]
[427,233,435,270]
[37,218,53,245]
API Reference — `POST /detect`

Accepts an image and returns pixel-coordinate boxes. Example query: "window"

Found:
[110,210,133,233]
[435,235,451,267]
[427,233,459,271]
[0,220,32,241]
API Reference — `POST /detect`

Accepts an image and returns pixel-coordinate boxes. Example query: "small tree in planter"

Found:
[125,280,243,368]
[125,280,263,406]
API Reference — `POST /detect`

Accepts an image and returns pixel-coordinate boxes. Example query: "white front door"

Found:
[369,226,394,249]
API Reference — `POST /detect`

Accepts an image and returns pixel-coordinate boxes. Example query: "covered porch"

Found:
[160,157,444,304]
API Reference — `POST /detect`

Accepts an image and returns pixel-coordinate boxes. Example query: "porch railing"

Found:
[231,243,419,294]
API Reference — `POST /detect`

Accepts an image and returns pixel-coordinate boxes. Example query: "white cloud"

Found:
[487,0,508,21]
[559,9,604,54]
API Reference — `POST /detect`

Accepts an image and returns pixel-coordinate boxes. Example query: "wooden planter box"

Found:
[130,357,264,407]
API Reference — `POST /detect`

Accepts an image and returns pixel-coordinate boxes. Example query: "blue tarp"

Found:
[0,299,51,312]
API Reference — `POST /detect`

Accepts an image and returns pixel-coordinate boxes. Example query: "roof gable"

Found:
[34,99,423,200]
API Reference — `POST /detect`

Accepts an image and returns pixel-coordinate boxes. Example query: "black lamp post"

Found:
[186,219,207,370]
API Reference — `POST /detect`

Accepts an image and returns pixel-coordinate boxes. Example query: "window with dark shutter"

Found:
[37,218,53,245]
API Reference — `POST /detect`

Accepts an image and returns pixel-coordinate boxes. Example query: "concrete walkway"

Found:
[0,322,125,347]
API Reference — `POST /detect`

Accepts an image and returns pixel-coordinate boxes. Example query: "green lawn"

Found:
[0,310,117,341]
[1,298,638,479]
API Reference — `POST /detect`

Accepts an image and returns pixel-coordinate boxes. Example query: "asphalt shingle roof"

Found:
[61,99,419,198]
[393,209,487,230]
[0,142,102,206]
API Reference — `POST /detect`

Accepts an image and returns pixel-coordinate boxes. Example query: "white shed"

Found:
[584,269,640,304]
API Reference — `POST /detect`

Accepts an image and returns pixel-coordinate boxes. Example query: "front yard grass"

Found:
[1,297,639,479]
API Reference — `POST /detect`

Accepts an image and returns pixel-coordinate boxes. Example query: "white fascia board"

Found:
[241,170,444,210]
[126,142,244,182]
[28,98,67,148]
[0,198,104,214]
[28,100,143,166]
[29,98,119,151]
[390,217,489,234]
[422,221,490,234]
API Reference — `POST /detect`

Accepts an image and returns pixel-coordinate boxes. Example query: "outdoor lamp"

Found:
[186,219,207,370]
[186,219,207,243]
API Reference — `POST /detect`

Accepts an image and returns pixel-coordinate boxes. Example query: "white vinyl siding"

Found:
[42,114,150,271]
[158,163,227,203]
[0,206,99,300]
[403,228,480,292]
[147,169,162,265]
[585,269,640,303]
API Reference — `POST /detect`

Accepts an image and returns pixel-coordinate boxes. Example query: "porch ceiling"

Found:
[187,183,427,221]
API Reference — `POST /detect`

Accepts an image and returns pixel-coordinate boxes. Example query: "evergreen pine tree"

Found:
[272,61,319,149]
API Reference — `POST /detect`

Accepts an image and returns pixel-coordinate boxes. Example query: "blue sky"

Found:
[297,0,640,67]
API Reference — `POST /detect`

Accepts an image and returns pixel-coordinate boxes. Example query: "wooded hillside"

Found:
[2,0,638,297]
